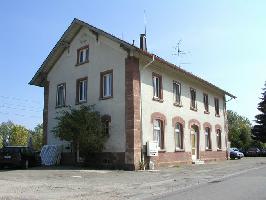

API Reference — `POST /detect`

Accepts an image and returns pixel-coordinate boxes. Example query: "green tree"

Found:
[227,110,252,149]
[52,105,109,159]
[0,121,14,145]
[29,124,43,150]
[0,135,3,148]
[253,81,266,142]
[9,125,29,146]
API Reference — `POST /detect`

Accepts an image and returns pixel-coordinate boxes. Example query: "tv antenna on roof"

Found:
[173,40,187,56]
[172,40,191,65]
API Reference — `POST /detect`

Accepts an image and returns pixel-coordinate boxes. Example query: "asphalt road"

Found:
[156,165,266,200]
[1,158,266,200]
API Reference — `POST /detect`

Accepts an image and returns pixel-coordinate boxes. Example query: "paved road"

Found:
[156,165,266,200]
[0,158,266,200]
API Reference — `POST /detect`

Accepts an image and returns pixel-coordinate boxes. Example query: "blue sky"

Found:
[0,0,265,129]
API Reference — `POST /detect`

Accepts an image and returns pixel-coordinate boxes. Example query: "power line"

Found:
[0,95,42,105]
[0,111,41,119]
[0,105,42,113]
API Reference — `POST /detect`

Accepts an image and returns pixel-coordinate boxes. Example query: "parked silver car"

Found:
[229,148,244,159]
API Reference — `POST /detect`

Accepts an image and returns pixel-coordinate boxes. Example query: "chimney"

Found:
[140,34,147,51]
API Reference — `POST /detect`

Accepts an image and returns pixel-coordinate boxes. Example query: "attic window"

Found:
[76,45,89,65]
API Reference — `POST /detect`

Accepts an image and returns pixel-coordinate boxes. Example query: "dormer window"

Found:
[77,45,89,65]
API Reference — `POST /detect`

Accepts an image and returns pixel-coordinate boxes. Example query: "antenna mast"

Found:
[144,10,147,35]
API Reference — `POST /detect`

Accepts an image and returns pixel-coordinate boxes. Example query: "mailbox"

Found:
[147,141,158,156]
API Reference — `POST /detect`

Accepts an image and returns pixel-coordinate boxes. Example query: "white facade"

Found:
[30,19,233,167]
[139,59,227,155]
[46,27,127,152]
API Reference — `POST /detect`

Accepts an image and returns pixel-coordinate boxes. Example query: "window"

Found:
[76,77,87,104]
[173,81,181,105]
[190,88,197,110]
[153,119,163,149]
[203,93,209,113]
[214,98,219,116]
[56,83,66,107]
[216,129,222,149]
[77,45,89,65]
[100,70,113,99]
[101,115,111,136]
[205,127,211,150]
[152,73,163,100]
[175,123,184,150]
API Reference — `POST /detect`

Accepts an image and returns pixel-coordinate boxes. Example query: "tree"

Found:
[29,124,43,151]
[253,81,266,142]
[227,110,252,149]
[0,121,14,145]
[9,125,29,146]
[52,105,109,160]
[0,135,3,149]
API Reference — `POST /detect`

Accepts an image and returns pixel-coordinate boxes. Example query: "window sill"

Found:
[75,60,89,67]
[173,102,182,107]
[158,149,166,153]
[205,148,212,151]
[217,148,222,151]
[204,111,210,114]
[152,97,164,103]
[190,107,198,112]
[215,114,220,117]
[100,96,113,100]
[175,148,185,152]
[55,105,66,109]
[75,101,87,105]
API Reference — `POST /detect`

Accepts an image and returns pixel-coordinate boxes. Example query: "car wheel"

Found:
[24,160,29,169]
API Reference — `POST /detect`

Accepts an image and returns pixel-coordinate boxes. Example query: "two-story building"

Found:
[30,18,236,170]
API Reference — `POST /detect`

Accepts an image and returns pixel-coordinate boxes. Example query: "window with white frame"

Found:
[56,83,66,107]
[205,127,211,150]
[216,129,222,149]
[100,70,113,99]
[77,78,87,103]
[175,123,184,150]
[173,81,181,105]
[153,119,163,149]
[77,45,89,65]
[152,73,162,99]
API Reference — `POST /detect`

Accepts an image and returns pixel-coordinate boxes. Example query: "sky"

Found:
[0,0,265,129]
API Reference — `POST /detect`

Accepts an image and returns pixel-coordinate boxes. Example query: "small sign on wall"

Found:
[147,141,158,156]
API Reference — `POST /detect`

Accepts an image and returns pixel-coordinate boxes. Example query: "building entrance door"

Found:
[191,125,199,161]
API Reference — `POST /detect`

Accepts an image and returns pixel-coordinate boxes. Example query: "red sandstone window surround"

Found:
[153,119,164,150]
[175,123,184,150]
[214,97,220,117]
[100,69,113,100]
[190,88,197,111]
[205,127,212,150]
[76,45,89,66]
[76,77,88,104]
[152,72,163,102]
[203,93,209,114]
[173,81,182,106]
[216,129,222,150]
[56,83,66,107]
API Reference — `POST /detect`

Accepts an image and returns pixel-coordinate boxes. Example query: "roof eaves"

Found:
[136,49,236,99]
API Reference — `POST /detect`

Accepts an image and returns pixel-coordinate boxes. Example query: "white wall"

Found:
[140,60,227,153]
[47,27,128,152]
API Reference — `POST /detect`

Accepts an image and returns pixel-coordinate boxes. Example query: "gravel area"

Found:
[0,157,266,200]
